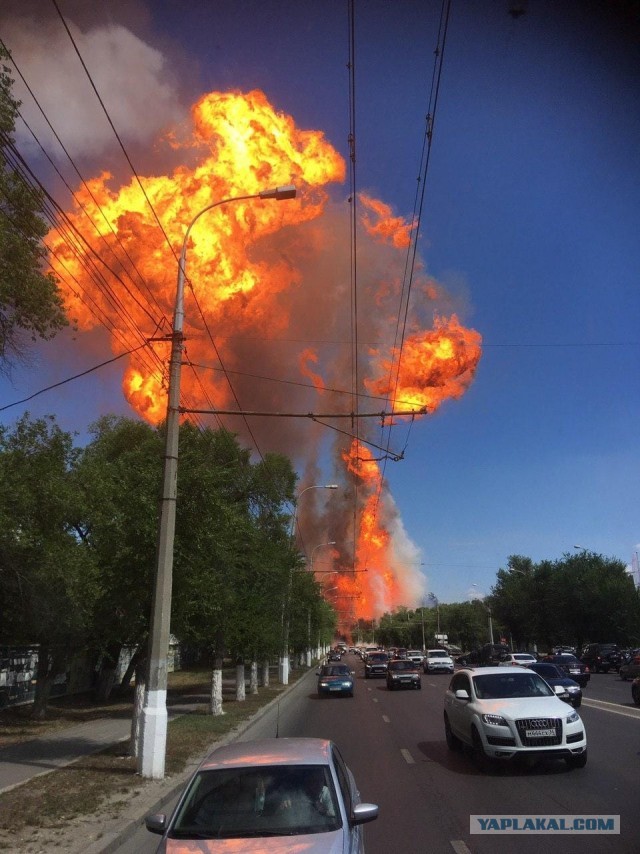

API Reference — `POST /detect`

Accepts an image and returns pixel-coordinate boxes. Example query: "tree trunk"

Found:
[249,660,259,694]
[94,642,122,702]
[119,646,144,692]
[261,659,270,687]
[210,667,224,716]
[236,659,246,702]
[210,635,225,716]
[32,644,65,720]
[129,660,146,758]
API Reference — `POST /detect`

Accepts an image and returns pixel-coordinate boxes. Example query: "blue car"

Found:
[317,664,355,697]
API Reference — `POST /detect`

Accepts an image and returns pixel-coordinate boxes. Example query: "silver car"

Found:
[145,737,378,852]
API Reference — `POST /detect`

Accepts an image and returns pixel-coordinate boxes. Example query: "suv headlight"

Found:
[566,711,580,724]
[482,714,508,726]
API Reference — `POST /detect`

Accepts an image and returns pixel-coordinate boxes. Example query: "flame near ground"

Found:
[46,89,482,624]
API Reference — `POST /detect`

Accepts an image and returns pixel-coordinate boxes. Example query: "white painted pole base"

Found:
[138,689,168,779]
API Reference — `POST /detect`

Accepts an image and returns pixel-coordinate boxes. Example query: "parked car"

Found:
[499,653,537,667]
[632,677,640,706]
[528,662,582,707]
[542,653,590,687]
[386,659,422,690]
[406,650,424,665]
[619,649,640,681]
[317,664,354,698]
[364,651,389,678]
[145,737,379,851]
[443,667,587,770]
[580,643,621,673]
[423,648,455,674]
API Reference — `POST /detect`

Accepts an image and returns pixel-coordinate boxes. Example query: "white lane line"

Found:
[382,714,390,723]
[400,748,415,764]
[450,841,472,854]
[372,697,378,703]
[581,697,640,719]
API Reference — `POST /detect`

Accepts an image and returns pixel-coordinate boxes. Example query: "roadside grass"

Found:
[0,665,308,836]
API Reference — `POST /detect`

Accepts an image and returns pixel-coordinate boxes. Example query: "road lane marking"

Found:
[372,697,378,703]
[581,697,640,719]
[400,748,415,764]
[451,841,472,853]
[382,714,390,723]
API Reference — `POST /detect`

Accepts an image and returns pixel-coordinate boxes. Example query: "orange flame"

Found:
[365,314,482,413]
[45,88,482,623]
[46,89,345,420]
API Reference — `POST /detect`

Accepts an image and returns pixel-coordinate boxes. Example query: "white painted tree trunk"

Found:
[129,666,146,757]
[210,667,224,716]
[261,659,270,687]
[236,662,246,701]
[249,660,259,694]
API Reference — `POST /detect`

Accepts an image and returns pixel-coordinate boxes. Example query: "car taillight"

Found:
[584,666,590,673]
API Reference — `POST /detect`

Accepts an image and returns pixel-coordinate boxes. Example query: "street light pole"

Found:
[280,484,338,684]
[138,184,296,779]
[311,541,336,572]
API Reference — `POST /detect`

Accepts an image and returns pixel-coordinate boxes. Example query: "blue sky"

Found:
[1,0,638,606]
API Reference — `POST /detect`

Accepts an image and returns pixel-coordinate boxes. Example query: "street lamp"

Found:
[138,184,296,779]
[311,541,336,572]
[280,484,338,684]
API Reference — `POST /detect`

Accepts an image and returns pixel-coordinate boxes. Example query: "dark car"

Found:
[619,649,640,681]
[542,654,591,687]
[364,652,389,678]
[529,662,583,708]
[386,659,422,690]
[581,643,620,673]
[632,677,640,706]
[316,664,354,698]
[327,649,342,662]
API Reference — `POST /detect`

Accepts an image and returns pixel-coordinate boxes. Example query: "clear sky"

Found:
[1,0,638,608]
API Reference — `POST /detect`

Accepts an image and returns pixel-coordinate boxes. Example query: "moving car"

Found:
[528,661,582,707]
[145,737,378,852]
[406,650,424,665]
[443,667,587,770]
[542,653,590,687]
[619,649,640,681]
[317,664,355,698]
[499,653,537,667]
[386,659,422,690]
[423,648,455,674]
[327,649,342,662]
[581,643,621,673]
[364,651,389,678]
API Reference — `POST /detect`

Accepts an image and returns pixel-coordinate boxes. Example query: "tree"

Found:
[0,47,67,370]
[0,414,99,717]
[74,415,163,697]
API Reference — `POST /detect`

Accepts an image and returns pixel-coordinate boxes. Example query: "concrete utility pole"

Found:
[138,185,296,779]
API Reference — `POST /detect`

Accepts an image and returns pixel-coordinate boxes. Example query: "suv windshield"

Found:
[473,672,554,699]
[429,651,448,658]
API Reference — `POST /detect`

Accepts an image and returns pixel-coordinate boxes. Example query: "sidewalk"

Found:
[0,667,313,853]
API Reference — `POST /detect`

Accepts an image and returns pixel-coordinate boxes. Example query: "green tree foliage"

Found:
[0,47,67,370]
[491,552,640,650]
[0,414,99,716]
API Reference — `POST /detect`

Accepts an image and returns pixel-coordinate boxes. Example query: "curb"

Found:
[86,666,316,853]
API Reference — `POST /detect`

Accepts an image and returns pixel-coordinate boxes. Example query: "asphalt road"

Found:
[115,660,640,853]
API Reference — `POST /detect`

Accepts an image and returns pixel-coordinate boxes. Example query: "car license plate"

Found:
[330,686,341,691]
[526,727,556,738]
[569,668,579,674]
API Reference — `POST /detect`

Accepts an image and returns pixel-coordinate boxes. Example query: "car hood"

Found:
[320,675,352,682]
[162,829,346,853]
[472,697,572,718]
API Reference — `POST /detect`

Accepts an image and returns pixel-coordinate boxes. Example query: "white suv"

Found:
[443,667,587,770]
[423,648,454,674]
